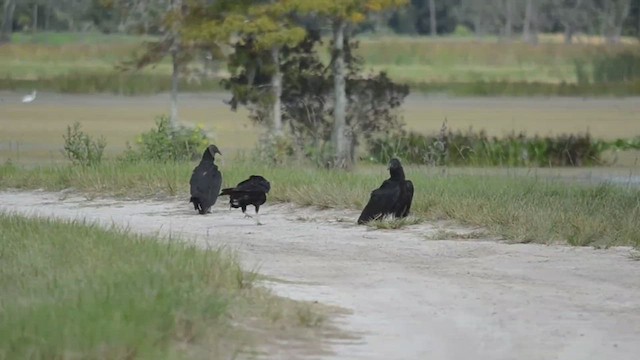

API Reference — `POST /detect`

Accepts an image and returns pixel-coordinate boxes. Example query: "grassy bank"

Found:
[1,160,639,248]
[0,213,331,359]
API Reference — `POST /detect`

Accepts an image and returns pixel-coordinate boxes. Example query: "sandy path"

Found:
[1,190,639,360]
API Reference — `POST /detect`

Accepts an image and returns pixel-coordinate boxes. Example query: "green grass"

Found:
[1,160,639,248]
[0,72,223,95]
[2,32,640,96]
[0,212,331,359]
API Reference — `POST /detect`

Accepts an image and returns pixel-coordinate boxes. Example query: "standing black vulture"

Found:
[219,175,271,225]
[357,158,414,225]
[189,145,223,214]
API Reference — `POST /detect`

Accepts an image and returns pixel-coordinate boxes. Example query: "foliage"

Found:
[223,29,409,166]
[121,115,209,162]
[367,126,640,167]
[293,0,409,23]
[62,122,107,166]
[344,40,410,156]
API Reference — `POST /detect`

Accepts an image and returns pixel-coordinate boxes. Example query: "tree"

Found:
[185,1,306,136]
[122,0,197,129]
[295,0,408,169]
[224,3,306,136]
[454,0,504,38]
[429,0,436,36]
[546,0,592,44]
[220,26,408,167]
[523,0,539,44]
[504,0,513,40]
[592,0,632,43]
[1,0,16,43]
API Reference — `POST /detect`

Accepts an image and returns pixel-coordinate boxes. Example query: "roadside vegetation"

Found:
[368,123,640,167]
[2,158,639,248]
[0,213,332,359]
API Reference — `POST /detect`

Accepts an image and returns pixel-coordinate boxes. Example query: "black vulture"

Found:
[357,158,414,225]
[189,145,223,214]
[219,175,271,225]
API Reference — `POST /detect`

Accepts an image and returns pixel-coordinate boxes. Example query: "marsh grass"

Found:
[2,32,640,95]
[0,213,331,359]
[1,160,639,248]
[0,72,223,95]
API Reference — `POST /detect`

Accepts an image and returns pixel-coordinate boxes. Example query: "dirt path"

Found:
[1,190,640,360]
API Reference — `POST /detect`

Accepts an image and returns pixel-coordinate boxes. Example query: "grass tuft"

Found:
[365,215,423,230]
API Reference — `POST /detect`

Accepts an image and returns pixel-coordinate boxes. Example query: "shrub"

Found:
[367,126,640,167]
[121,116,209,162]
[62,122,107,166]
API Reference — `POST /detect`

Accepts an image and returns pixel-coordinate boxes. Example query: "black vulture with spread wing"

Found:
[220,175,271,225]
[189,145,223,214]
[357,158,414,225]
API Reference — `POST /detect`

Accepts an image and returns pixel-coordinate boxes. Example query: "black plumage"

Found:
[189,145,223,214]
[219,175,271,225]
[357,158,414,225]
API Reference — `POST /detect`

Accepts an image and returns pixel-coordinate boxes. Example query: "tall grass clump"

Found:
[589,50,640,83]
[62,122,107,166]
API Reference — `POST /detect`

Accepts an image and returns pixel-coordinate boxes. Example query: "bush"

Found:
[62,122,107,166]
[367,126,640,167]
[121,116,209,162]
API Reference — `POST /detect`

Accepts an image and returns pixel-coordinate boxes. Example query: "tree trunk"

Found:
[331,19,350,169]
[45,0,51,31]
[32,3,38,33]
[170,51,179,129]
[271,46,283,136]
[564,24,574,44]
[504,0,513,41]
[169,0,182,130]
[429,0,437,37]
[523,0,538,44]
[473,15,483,39]
[0,0,16,44]
[607,0,631,44]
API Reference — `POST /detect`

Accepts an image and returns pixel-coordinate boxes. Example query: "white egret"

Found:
[22,90,37,103]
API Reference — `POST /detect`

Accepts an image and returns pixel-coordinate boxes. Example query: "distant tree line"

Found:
[2,0,639,44]
[385,0,640,44]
